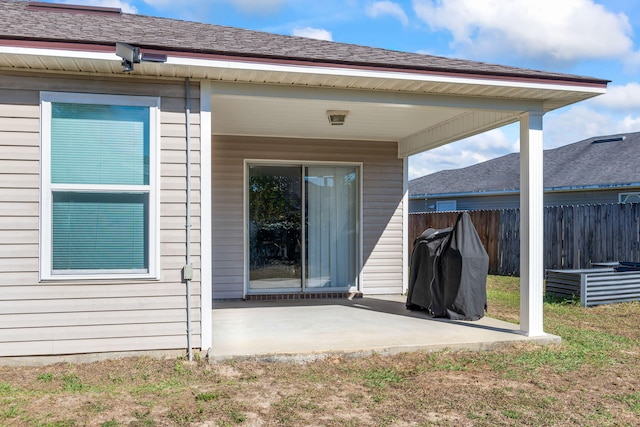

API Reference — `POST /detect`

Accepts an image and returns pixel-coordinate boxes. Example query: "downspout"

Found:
[184,78,193,361]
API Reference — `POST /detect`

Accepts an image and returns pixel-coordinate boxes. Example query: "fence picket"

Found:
[409,203,640,276]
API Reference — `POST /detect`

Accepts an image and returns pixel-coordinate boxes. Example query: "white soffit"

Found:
[210,94,464,141]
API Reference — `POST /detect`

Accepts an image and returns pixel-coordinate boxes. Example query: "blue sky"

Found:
[59,0,640,179]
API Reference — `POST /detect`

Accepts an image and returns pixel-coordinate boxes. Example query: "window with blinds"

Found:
[40,93,159,280]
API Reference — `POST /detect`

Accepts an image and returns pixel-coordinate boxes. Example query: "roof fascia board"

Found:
[176,55,607,94]
[546,182,640,192]
[0,45,117,61]
[411,189,520,199]
[0,44,607,96]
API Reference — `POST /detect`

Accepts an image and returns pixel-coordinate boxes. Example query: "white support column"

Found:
[402,156,409,294]
[519,112,545,336]
[200,80,213,350]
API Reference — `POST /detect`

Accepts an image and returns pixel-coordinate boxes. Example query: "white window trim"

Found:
[40,92,161,281]
[619,192,640,203]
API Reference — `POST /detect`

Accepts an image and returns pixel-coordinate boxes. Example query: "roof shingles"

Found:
[410,132,640,196]
[0,0,608,84]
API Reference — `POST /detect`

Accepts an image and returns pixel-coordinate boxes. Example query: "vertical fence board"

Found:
[409,203,640,276]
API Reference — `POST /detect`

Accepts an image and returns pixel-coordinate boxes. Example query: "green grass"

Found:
[1,275,639,426]
[61,374,86,392]
[616,392,640,414]
[363,368,404,389]
[195,391,221,402]
[0,383,16,395]
[37,373,55,383]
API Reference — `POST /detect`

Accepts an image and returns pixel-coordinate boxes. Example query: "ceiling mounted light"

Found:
[327,110,349,126]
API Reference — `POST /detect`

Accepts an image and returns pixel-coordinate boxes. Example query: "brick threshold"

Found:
[245,292,363,301]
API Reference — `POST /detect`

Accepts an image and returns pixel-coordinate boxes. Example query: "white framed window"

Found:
[436,200,457,212]
[619,192,640,203]
[40,92,160,281]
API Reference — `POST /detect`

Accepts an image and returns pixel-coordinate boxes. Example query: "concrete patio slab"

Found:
[210,295,560,362]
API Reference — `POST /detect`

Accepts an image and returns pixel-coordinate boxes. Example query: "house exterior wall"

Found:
[0,72,201,357]
[212,136,404,299]
[409,194,519,212]
[409,188,638,213]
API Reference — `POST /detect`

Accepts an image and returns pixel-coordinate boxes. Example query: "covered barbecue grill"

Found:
[406,212,489,320]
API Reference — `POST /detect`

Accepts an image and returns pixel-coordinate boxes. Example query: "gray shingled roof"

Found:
[0,0,608,84]
[410,131,640,196]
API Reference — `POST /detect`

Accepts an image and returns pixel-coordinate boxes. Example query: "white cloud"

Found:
[538,81,640,149]
[63,0,137,13]
[544,102,640,150]
[412,0,634,63]
[366,1,409,26]
[408,127,517,179]
[292,27,333,41]
[618,115,640,131]
[625,50,640,73]
[544,106,613,149]
[587,82,640,111]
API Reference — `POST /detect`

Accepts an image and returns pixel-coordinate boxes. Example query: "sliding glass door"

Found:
[305,166,358,288]
[248,165,302,291]
[248,164,359,293]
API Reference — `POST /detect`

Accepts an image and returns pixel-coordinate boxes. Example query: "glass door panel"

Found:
[248,165,302,291]
[305,166,358,289]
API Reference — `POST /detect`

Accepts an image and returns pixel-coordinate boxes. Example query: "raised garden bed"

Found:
[546,264,640,307]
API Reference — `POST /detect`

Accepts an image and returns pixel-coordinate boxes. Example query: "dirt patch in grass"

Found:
[1,277,640,426]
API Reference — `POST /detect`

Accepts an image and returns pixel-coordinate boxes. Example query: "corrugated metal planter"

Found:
[546,267,640,307]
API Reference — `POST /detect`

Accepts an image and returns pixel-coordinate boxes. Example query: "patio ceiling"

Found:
[210,91,466,143]
[207,80,534,156]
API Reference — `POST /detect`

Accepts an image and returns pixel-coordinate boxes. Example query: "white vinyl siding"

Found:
[0,73,201,357]
[212,136,404,298]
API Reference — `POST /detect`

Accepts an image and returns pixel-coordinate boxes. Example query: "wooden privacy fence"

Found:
[409,203,640,276]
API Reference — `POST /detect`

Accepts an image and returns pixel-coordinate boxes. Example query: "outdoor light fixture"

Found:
[115,42,167,72]
[327,110,349,125]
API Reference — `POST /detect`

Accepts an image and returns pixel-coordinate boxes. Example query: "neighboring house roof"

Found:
[410,131,640,197]
[0,0,608,86]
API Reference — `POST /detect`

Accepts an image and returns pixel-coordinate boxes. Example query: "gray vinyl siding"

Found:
[410,195,520,212]
[0,72,201,357]
[544,189,631,206]
[212,136,404,299]
[409,188,637,213]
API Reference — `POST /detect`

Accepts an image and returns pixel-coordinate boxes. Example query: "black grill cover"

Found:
[406,212,488,320]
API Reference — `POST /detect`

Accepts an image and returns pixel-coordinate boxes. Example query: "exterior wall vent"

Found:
[27,2,122,15]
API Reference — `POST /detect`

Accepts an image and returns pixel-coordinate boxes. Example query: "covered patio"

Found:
[202,73,606,347]
[193,31,609,356]
[210,295,560,362]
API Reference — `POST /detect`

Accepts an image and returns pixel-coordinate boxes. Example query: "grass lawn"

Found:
[1,275,639,426]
